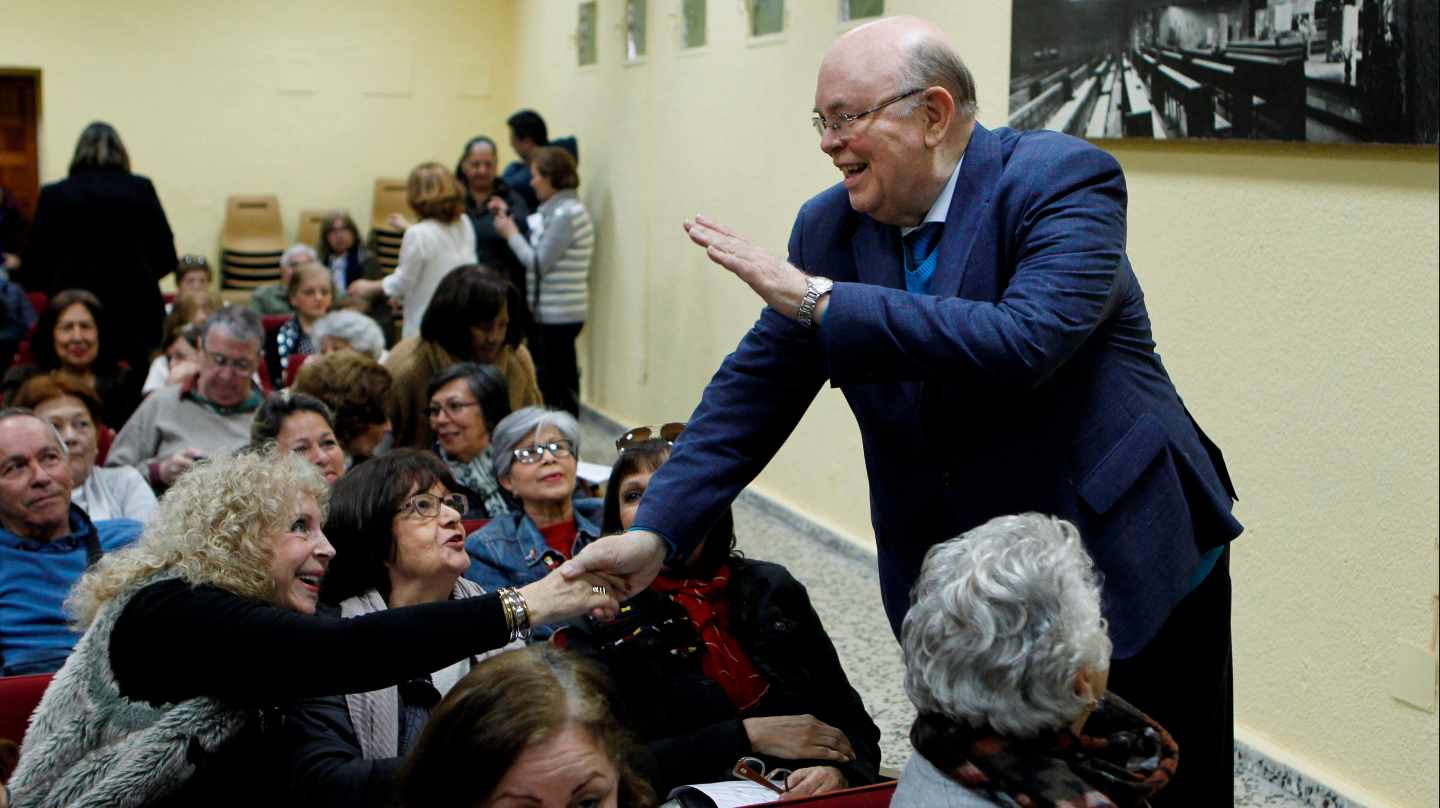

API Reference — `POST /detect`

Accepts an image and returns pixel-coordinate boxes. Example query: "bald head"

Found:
[823,17,977,120]
[813,17,976,227]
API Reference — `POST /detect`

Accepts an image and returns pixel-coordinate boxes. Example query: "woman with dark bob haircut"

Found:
[558,434,881,798]
[20,122,176,373]
[282,449,622,806]
[400,644,655,808]
[383,264,541,449]
[426,362,513,521]
[2,288,141,428]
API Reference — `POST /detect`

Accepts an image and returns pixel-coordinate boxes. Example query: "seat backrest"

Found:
[370,178,416,232]
[95,425,116,466]
[297,209,331,251]
[461,518,490,535]
[221,195,286,253]
[282,352,311,388]
[0,673,54,749]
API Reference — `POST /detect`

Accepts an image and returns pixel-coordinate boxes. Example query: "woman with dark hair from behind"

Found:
[291,350,394,467]
[426,362,512,521]
[2,288,141,428]
[384,264,541,449]
[400,644,655,808]
[20,122,176,372]
[559,432,881,798]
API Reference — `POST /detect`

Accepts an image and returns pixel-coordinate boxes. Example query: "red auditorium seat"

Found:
[461,518,489,535]
[282,353,311,388]
[0,673,53,749]
[95,425,116,466]
[25,291,47,317]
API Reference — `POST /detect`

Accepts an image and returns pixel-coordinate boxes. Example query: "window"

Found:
[626,0,647,60]
[840,0,884,22]
[750,0,783,37]
[578,1,598,66]
[682,0,707,49]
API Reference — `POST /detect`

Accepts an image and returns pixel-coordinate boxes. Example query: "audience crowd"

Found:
[0,102,1186,808]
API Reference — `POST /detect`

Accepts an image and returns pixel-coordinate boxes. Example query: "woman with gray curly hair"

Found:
[7,446,618,808]
[312,309,388,363]
[893,513,1178,807]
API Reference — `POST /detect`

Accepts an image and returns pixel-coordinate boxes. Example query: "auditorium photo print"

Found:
[1008,0,1439,144]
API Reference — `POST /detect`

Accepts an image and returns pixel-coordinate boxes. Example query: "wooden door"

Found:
[0,75,40,220]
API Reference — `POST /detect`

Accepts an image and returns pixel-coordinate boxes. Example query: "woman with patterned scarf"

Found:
[425,362,513,521]
[893,513,1178,807]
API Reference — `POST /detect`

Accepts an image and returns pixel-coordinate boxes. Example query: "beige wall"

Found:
[9,0,1437,803]
[510,1,1438,805]
[4,0,519,280]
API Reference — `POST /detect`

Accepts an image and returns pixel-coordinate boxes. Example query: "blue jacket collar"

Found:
[0,504,97,553]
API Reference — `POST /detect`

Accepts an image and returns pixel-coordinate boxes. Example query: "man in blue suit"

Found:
[565,17,1240,802]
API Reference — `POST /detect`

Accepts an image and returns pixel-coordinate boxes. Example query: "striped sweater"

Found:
[505,189,594,325]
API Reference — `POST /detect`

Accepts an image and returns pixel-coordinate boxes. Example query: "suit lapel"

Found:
[852,215,904,289]
[931,123,1000,300]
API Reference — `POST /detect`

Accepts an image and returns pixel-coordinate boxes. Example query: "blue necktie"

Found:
[903,222,944,294]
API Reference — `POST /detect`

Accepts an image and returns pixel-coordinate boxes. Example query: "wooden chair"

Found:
[220,195,286,256]
[369,178,414,235]
[297,209,331,251]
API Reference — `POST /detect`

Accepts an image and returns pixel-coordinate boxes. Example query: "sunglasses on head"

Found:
[615,422,685,454]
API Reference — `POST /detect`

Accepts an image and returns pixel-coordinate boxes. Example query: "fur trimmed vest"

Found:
[8,575,251,808]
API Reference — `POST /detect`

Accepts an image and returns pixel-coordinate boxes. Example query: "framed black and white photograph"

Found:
[1008,0,1438,144]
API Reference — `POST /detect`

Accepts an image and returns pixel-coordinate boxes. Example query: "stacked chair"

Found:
[368,178,414,274]
[296,209,330,252]
[220,195,286,290]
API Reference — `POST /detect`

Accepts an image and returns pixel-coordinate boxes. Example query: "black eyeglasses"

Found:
[179,254,210,267]
[205,350,258,374]
[616,422,685,453]
[811,87,925,137]
[511,440,575,465]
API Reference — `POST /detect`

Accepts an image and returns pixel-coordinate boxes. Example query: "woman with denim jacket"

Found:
[463,407,601,635]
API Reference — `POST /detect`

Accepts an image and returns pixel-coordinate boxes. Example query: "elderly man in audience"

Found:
[106,305,264,491]
[291,350,394,467]
[0,408,142,676]
[893,513,1177,807]
[385,264,541,449]
[249,243,318,315]
[11,375,157,523]
[313,308,388,363]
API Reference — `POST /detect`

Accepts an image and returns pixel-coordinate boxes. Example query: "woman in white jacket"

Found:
[493,147,592,416]
[350,163,476,340]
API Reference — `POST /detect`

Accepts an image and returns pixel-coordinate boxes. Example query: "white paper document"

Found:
[666,780,780,807]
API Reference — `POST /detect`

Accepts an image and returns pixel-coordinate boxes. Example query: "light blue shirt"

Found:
[901,157,964,295]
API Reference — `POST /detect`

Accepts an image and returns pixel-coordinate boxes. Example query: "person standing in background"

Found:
[20,122,176,374]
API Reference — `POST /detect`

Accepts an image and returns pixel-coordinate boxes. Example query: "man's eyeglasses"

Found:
[179,254,210,267]
[615,422,685,453]
[811,87,925,137]
[205,351,257,374]
[397,492,468,520]
[511,440,575,465]
[426,399,480,420]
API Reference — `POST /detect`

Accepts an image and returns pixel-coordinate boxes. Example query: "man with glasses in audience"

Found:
[0,409,141,676]
[564,16,1241,805]
[107,306,266,492]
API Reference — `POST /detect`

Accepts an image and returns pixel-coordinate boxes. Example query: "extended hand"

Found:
[781,767,848,800]
[683,215,811,321]
[557,531,666,614]
[742,715,855,764]
[520,570,620,625]
[494,209,519,240]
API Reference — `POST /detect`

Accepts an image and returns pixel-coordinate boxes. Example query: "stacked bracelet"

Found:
[498,587,533,643]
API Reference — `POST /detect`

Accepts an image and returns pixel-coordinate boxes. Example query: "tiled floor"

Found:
[578,412,1312,806]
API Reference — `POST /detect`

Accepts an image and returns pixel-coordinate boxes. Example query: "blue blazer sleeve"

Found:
[631,213,830,559]
[821,141,1129,390]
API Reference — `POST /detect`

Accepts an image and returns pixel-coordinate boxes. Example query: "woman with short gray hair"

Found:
[893,513,1177,807]
[312,309,387,362]
[462,406,600,637]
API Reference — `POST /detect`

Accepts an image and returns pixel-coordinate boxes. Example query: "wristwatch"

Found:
[797,275,834,328]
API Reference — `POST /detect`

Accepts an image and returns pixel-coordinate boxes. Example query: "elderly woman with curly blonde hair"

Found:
[6,447,619,808]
